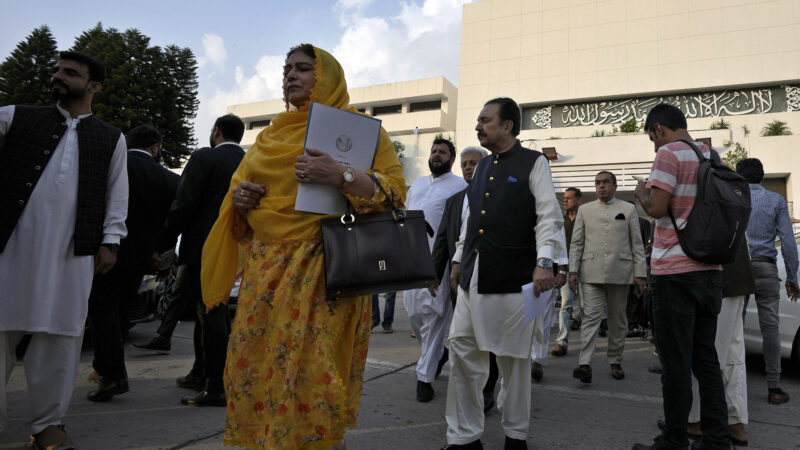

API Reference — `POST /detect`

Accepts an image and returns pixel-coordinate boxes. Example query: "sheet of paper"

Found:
[522,282,550,325]
[295,102,382,215]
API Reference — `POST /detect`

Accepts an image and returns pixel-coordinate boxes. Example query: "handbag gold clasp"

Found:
[340,214,355,225]
[392,209,406,221]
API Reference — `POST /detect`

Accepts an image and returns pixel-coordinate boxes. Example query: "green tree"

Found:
[619,117,640,133]
[0,25,59,106]
[760,120,792,137]
[0,23,199,168]
[722,143,747,169]
[66,24,199,167]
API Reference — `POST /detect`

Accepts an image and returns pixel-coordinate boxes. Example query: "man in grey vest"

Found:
[443,98,562,450]
[0,51,128,449]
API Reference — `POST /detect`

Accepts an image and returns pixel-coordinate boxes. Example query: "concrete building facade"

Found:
[457,0,800,205]
[227,0,800,208]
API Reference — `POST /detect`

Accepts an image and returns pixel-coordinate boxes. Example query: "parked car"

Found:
[743,233,800,365]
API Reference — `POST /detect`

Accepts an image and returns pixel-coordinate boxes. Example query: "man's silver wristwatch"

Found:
[536,257,553,269]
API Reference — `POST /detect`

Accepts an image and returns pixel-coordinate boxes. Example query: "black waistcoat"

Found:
[460,141,543,294]
[0,105,121,255]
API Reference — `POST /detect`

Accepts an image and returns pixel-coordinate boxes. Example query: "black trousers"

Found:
[88,267,143,381]
[165,264,231,390]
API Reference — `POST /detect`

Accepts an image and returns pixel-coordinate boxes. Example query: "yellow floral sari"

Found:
[201,46,406,449]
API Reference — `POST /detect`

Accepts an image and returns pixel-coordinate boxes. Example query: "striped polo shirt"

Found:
[646,141,722,275]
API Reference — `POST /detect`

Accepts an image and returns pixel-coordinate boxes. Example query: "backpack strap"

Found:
[666,139,710,232]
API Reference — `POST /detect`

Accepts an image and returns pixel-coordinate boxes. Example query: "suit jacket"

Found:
[431,189,466,302]
[117,151,179,273]
[156,143,245,266]
[569,198,646,284]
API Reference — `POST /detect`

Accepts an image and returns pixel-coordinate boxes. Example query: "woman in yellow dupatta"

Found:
[200,44,405,449]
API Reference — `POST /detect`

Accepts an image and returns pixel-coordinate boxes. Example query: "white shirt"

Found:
[406,172,468,251]
[404,171,467,317]
[0,104,128,336]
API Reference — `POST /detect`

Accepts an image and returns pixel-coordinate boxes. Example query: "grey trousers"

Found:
[746,261,782,389]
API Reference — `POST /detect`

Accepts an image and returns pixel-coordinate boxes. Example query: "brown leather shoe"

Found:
[31,424,74,450]
[610,363,625,380]
[87,370,102,383]
[729,423,748,446]
[572,364,592,383]
[768,388,789,404]
[550,344,567,357]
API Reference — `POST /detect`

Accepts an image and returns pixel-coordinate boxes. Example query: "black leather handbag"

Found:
[321,174,436,298]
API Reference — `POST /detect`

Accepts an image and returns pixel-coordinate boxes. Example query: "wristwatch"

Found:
[536,257,553,269]
[101,243,120,253]
[559,268,569,275]
[341,168,355,187]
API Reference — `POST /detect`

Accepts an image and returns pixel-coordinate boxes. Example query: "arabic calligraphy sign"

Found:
[522,85,798,129]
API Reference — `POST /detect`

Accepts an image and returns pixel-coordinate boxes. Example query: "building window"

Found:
[249,119,270,130]
[372,104,402,116]
[409,100,441,112]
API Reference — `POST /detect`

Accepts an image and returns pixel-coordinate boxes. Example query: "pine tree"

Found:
[0,25,59,106]
[69,23,198,167]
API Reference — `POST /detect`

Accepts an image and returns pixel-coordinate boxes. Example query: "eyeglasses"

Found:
[595,179,614,185]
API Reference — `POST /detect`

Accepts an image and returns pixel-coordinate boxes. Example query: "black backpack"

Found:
[667,139,751,265]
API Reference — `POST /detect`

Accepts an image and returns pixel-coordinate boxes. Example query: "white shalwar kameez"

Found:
[0,105,128,435]
[530,225,568,366]
[445,157,562,445]
[403,172,467,383]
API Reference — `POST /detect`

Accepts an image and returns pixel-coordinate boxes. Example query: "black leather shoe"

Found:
[440,440,483,450]
[550,344,567,357]
[181,389,226,407]
[531,362,543,381]
[87,377,129,402]
[436,347,449,378]
[416,380,434,402]
[176,372,204,391]
[504,436,528,449]
[131,336,171,354]
[483,391,495,413]
[572,364,592,383]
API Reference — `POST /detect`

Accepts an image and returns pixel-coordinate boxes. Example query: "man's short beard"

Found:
[429,158,453,177]
[50,84,87,102]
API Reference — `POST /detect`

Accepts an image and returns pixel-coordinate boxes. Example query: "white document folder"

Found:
[294,102,381,214]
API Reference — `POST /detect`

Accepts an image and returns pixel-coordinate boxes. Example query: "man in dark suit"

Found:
[87,125,179,401]
[430,145,499,412]
[135,114,245,407]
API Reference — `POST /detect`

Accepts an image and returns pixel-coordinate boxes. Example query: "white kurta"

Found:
[531,223,568,364]
[403,172,466,383]
[0,105,128,337]
[404,172,467,316]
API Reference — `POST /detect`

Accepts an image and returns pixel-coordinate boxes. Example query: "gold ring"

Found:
[239,190,246,197]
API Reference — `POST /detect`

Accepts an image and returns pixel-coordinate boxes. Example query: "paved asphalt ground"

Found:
[2,298,799,449]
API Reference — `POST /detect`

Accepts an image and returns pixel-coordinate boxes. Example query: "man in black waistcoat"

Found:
[442,98,563,450]
[133,115,245,407]
[430,145,501,413]
[0,51,128,449]
[86,125,179,402]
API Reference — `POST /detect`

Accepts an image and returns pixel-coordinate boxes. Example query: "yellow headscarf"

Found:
[200,46,404,308]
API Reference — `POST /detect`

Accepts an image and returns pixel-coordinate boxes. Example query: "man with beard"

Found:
[0,51,128,449]
[405,138,467,402]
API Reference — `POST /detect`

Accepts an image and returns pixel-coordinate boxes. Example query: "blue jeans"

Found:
[652,270,729,449]
[372,292,395,326]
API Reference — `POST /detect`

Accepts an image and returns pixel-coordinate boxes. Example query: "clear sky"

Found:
[1,0,471,144]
